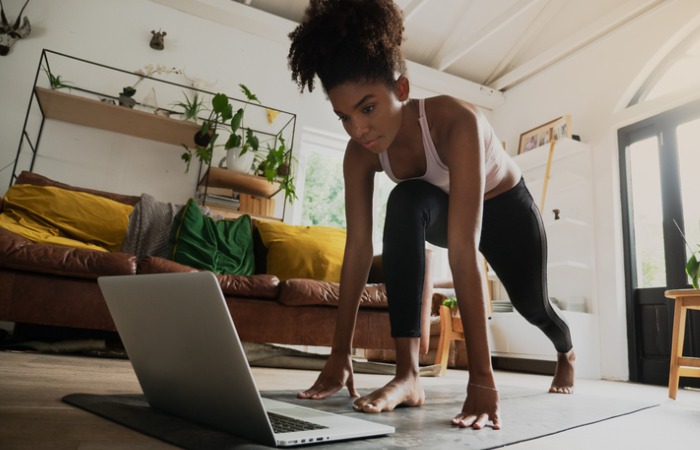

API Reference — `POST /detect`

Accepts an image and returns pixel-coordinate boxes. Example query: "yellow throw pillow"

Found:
[256,221,346,282]
[0,184,133,252]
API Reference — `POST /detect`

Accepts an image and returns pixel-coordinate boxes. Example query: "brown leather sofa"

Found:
[0,172,433,352]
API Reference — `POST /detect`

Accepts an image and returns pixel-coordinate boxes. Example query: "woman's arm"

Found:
[442,102,492,381]
[330,142,378,354]
[297,141,379,399]
[433,97,500,427]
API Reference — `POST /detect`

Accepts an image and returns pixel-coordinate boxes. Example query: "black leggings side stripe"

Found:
[479,179,572,353]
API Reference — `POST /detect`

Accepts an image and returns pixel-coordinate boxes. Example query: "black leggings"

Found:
[382,178,572,353]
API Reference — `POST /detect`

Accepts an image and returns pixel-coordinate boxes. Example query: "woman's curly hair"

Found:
[288,0,406,93]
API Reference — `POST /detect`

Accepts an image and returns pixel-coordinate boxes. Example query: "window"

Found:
[626,136,665,288]
[295,129,392,251]
[300,147,346,229]
[677,117,700,275]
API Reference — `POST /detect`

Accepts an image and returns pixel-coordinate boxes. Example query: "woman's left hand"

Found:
[451,383,502,430]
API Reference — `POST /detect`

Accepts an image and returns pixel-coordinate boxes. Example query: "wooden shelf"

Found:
[203,167,280,198]
[35,87,199,147]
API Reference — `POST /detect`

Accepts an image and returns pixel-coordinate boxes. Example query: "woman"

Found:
[287,0,575,430]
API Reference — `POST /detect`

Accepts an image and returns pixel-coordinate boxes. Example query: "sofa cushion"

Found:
[256,221,346,282]
[0,227,137,278]
[217,273,280,299]
[169,199,255,276]
[139,256,280,299]
[279,279,388,309]
[0,184,133,252]
[15,171,141,205]
[138,255,198,274]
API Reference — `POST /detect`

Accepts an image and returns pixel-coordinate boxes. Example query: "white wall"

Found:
[489,0,700,380]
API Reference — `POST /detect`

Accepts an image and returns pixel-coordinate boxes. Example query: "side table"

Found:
[664,289,700,399]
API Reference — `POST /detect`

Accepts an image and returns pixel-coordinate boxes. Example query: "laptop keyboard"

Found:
[268,412,329,434]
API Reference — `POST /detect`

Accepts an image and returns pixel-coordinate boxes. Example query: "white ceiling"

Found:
[232,0,666,92]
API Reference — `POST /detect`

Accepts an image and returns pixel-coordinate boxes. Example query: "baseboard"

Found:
[491,356,556,375]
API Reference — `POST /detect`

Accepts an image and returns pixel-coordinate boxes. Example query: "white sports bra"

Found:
[378,98,506,193]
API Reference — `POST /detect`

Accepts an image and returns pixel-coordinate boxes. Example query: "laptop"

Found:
[97,271,394,447]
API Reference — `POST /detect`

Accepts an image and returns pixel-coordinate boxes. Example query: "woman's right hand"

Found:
[297,352,359,400]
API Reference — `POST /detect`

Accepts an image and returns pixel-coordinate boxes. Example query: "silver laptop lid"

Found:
[98,271,277,446]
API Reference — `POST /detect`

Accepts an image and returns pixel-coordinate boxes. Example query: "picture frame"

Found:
[517,115,571,154]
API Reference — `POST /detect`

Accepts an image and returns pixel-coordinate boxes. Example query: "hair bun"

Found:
[288,0,406,93]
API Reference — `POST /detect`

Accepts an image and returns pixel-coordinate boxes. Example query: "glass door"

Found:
[619,99,700,385]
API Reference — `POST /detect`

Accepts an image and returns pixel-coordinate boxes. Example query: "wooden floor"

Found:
[1,350,699,449]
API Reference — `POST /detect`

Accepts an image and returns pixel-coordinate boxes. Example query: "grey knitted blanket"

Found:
[121,193,181,259]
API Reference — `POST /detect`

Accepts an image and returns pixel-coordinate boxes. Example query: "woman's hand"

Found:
[451,383,502,429]
[297,352,359,400]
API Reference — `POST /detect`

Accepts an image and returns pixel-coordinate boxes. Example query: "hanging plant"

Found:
[255,136,297,204]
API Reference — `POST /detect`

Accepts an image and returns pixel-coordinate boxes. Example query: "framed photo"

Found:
[517,115,571,154]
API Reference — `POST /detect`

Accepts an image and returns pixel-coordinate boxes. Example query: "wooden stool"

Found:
[435,305,465,376]
[664,289,700,399]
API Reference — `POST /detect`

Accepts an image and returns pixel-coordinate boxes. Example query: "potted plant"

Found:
[442,296,458,309]
[180,85,259,172]
[442,296,461,317]
[688,249,699,289]
[171,90,205,122]
[681,237,700,289]
[675,220,700,289]
[118,86,137,108]
[225,84,262,172]
[180,84,297,203]
[42,66,73,91]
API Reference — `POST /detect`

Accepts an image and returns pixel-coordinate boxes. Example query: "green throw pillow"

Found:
[169,199,254,275]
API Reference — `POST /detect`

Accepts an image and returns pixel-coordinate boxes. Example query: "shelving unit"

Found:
[488,138,601,378]
[11,49,296,221]
[33,87,200,147]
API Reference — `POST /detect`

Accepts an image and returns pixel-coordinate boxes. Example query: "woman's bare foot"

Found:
[549,349,575,394]
[352,375,425,413]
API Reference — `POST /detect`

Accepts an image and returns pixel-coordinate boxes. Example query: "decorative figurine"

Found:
[0,0,31,56]
[150,30,166,50]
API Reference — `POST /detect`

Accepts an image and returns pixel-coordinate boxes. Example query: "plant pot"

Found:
[118,95,136,108]
[226,147,256,173]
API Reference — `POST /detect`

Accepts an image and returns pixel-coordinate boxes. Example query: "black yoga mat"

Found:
[63,383,657,449]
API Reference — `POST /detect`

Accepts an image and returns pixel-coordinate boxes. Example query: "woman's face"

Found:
[327,79,408,154]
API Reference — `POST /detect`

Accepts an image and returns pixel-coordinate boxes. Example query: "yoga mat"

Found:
[63,384,657,449]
